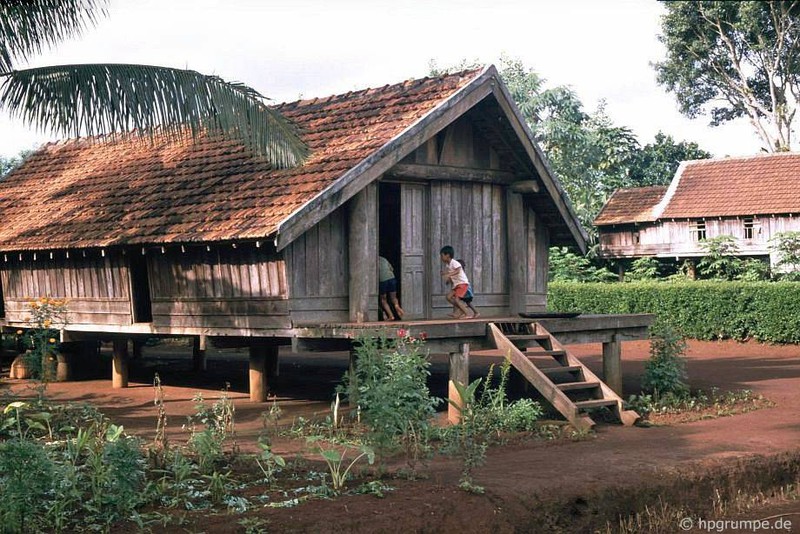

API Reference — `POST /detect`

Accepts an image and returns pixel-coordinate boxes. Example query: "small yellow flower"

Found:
[15,330,22,335]
[43,319,51,328]
[48,338,56,344]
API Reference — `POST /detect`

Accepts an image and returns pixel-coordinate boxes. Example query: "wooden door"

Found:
[401,183,428,319]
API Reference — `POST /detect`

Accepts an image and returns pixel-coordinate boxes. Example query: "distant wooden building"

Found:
[0,66,601,400]
[595,153,800,267]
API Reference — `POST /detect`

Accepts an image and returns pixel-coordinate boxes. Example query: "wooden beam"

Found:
[348,183,377,323]
[602,337,622,395]
[386,163,517,184]
[510,180,540,194]
[506,190,526,316]
[448,343,470,425]
[112,339,128,389]
[275,67,496,251]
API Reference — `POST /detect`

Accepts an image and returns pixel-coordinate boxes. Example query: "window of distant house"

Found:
[690,221,706,241]
[743,217,756,239]
[632,231,640,244]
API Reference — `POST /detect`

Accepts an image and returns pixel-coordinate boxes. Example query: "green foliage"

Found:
[0,149,33,178]
[770,231,800,279]
[549,246,616,283]
[628,132,711,186]
[642,322,688,396]
[548,281,800,343]
[0,1,307,167]
[445,362,543,492]
[697,235,742,280]
[627,257,660,281]
[310,442,375,491]
[184,388,236,474]
[0,439,55,532]
[655,1,800,151]
[628,388,768,420]
[341,331,439,461]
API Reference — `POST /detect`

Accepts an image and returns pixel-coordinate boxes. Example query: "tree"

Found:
[0,149,33,178]
[770,231,800,279]
[0,0,306,168]
[629,132,711,186]
[655,1,800,152]
[697,235,742,280]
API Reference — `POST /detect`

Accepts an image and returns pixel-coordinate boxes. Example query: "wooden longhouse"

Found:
[0,66,649,428]
[596,153,800,271]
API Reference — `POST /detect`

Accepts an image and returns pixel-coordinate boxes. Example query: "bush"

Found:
[642,322,688,396]
[341,331,439,462]
[548,281,800,343]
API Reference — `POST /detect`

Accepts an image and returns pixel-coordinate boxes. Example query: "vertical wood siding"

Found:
[148,246,289,330]
[1,253,132,325]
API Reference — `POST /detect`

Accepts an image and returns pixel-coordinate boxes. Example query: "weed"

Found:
[238,516,270,534]
[309,438,375,491]
[642,321,688,396]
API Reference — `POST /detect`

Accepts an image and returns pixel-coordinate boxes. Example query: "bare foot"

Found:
[382,315,395,321]
[395,307,405,319]
[471,312,481,319]
[448,312,465,319]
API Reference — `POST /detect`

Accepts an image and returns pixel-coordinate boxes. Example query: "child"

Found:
[439,246,473,319]
[457,259,480,319]
[379,256,404,321]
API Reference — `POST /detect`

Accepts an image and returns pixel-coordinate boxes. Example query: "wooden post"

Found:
[348,183,377,323]
[506,190,526,315]
[249,341,278,402]
[602,336,622,395]
[192,335,207,372]
[112,339,129,389]
[56,353,71,382]
[448,343,470,425]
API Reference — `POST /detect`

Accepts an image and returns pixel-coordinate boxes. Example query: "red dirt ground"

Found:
[3,339,800,532]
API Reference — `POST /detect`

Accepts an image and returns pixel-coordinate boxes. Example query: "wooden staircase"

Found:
[476,322,639,431]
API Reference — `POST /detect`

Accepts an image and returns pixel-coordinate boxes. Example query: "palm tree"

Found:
[0,0,307,168]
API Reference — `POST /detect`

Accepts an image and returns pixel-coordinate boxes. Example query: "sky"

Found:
[0,0,766,159]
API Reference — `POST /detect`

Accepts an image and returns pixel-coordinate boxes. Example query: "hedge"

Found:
[547,281,800,344]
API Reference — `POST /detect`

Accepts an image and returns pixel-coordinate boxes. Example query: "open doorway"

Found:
[129,253,153,323]
[378,182,401,320]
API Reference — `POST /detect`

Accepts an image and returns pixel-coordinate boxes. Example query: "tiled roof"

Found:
[658,153,800,219]
[0,69,481,251]
[593,186,667,226]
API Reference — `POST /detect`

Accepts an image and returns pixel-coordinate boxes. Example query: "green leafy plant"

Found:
[771,231,800,280]
[698,235,742,280]
[340,331,439,463]
[627,256,660,281]
[255,438,286,486]
[549,246,617,283]
[309,440,375,491]
[0,439,56,532]
[642,321,688,397]
[21,297,68,381]
[184,386,237,473]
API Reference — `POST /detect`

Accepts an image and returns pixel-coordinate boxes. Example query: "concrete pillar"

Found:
[448,343,470,425]
[602,336,622,395]
[192,335,207,372]
[112,339,129,389]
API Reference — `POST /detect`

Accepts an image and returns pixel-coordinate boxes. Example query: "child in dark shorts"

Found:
[379,256,404,321]
[457,259,479,318]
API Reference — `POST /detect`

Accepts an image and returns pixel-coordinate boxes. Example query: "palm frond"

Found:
[0,0,108,73]
[0,63,308,168]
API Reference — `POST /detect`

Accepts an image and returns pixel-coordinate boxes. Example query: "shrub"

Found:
[627,257,660,281]
[549,246,617,283]
[642,322,688,396]
[0,439,56,532]
[548,281,800,343]
[340,331,439,462]
[697,235,742,280]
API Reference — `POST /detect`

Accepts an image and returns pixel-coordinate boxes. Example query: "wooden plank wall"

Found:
[148,246,290,330]
[526,209,549,310]
[285,207,352,324]
[1,253,133,325]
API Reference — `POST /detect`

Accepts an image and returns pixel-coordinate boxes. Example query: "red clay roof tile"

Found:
[0,69,482,251]
[593,186,667,226]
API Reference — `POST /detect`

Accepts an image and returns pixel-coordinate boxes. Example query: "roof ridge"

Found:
[275,67,486,109]
[686,151,800,166]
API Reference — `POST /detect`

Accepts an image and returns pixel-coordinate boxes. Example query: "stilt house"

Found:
[0,65,585,336]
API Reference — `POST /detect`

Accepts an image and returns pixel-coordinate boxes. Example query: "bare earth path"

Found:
[3,339,800,532]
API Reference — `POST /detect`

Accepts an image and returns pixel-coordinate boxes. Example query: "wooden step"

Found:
[505,334,550,341]
[526,350,566,358]
[556,381,601,392]
[540,365,582,376]
[574,399,619,410]
[470,349,508,357]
